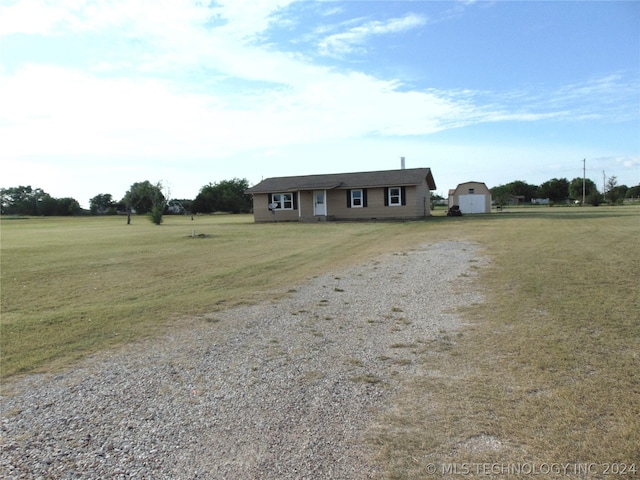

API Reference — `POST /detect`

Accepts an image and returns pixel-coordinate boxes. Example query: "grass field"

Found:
[370,206,640,477]
[2,206,639,476]
[1,214,436,377]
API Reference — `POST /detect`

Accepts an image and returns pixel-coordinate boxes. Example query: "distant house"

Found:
[448,181,492,214]
[506,195,525,206]
[245,167,437,222]
[531,198,550,205]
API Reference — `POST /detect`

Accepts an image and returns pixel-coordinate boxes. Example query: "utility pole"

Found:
[582,159,586,206]
[602,170,606,202]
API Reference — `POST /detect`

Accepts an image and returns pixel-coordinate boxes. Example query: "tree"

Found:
[216,178,251,213]
[122,180,167,224]
[193,178,252,214]
[605,176,626,205]
[491,180,540,204]
[89,194,116,215]
[568,177,598,202]
[54,197,82,216]
[626,184,640,199]
[587,190,603,206]
[37,193,56,215]
[538,178,569,203]
[0,186,80,215]
[430,192,445,209]
[192,183,217,214]
[0,186,45,215]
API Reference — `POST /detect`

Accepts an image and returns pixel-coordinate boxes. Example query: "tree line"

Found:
[0,178,252,222]
[491,176,639,206]
[0,186,83,216]
[2,176,638,219]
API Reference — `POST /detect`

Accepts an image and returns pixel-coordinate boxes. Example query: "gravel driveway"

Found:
[1,240,485,479]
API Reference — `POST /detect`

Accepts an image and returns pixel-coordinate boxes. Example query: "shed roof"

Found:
[246,167,436,194]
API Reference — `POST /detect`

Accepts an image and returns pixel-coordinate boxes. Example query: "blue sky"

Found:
[1,0,638,206]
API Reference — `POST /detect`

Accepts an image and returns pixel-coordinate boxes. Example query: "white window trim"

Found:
[388,187,402,206]
[272,193,294,210]
[350,189,363,208]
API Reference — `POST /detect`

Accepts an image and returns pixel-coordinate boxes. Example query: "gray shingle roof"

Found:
[246,167,436,193]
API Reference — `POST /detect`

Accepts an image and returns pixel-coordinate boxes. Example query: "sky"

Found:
[1,0,639,207]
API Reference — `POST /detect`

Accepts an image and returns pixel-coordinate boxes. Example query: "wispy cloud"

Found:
[1,1,636,171]
[318,13,428,57]
[487,73,640,124]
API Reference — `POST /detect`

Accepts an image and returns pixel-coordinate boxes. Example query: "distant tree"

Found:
[89,194,116,215]
[122,180,167,224]
[430,192,445,208]
[605,176,626,205]
[491,180,539,203]
[193,178,251,214]
[54,197,82,216]
[508,180,539,202]
[587,190,603,206]
[607,177,629,205]
[192,183,217,214]
[568,177,598,202]
[626,184,640,199]
[0,186,45,215]
[0,186,79,215]
[538,178,569,203]
[37,194,56,215]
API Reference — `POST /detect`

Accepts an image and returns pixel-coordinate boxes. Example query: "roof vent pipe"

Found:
[400,156,405,170]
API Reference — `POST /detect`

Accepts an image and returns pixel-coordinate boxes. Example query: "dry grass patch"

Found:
[369,206,640,478]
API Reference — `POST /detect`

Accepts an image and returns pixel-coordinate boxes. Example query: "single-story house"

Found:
[245,167,437,222]
[448,181,492,214]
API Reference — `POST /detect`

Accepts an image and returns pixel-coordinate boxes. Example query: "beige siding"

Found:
[298,191,314,221]
[251,193,300,222]
[414,184,431,217]
[251,182,433,222]
[328,186,430,220]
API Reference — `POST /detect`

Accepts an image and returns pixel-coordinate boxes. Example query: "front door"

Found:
[313,190,326,216]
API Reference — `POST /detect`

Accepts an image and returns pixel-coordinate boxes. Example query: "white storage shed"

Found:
[448,181,492,214]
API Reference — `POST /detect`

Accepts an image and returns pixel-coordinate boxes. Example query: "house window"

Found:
[468,188,475,194]
[347,189,367,208]
[384,187,406,207]
[388,187,402,206]
[351,189,363,208]
[270,193,293,210]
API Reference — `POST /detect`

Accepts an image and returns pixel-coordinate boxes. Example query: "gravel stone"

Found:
[1,240,485,479]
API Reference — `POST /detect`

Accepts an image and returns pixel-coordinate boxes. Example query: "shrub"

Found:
[149,205,164,225]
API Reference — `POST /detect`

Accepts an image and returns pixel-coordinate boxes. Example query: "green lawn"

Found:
[1,214,433,377]
[2,206,639,476]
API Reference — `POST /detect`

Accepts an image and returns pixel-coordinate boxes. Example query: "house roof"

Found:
[246,167,436,194]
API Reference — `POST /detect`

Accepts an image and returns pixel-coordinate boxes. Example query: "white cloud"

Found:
[0,2,487,161]
[208,0,298,39]
[318,13,427,56]
[0,0,66,35]
[2,0,637,203]
[0,63,479,162]
[0,0,213,36]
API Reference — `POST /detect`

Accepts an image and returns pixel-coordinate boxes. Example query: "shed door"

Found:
[458,194,486,214]
[313,190,326,216]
